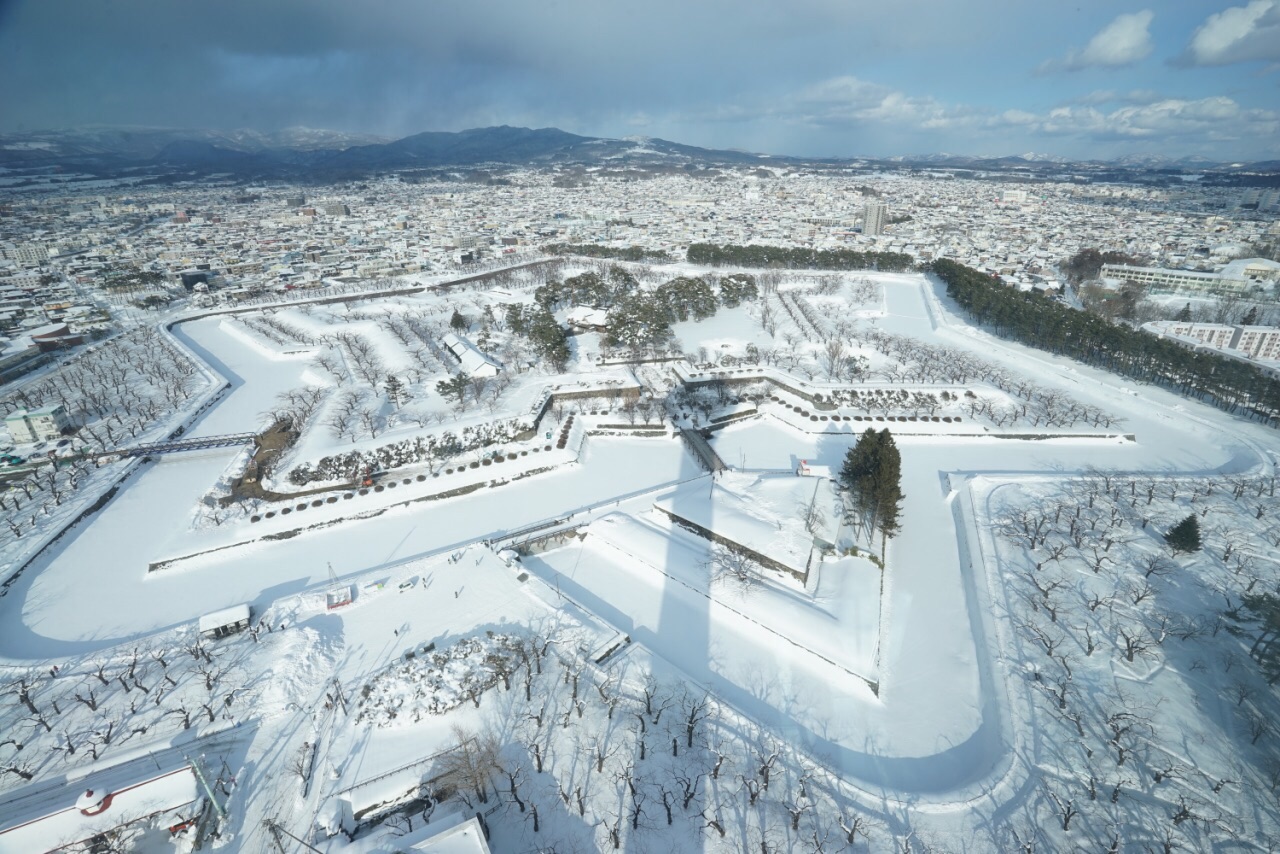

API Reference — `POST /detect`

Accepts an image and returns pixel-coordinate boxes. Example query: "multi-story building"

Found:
[1105,258,1280,296]
[1142,321,1280,362]
[1240,188,1280,212]
[1103,264,1248,295]
[1143,321,1235,348]
[4,403,73,443]
[863,201,888,237]
[1230,325,1280,361]
[3,242,51,266]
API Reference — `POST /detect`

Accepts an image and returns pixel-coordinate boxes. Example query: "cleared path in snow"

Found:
[1,275,1275,801]
[694,276,1273,794]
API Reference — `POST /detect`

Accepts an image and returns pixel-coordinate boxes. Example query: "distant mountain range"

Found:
[0,124,1276,178]
[0,125,782,177]
[886,151,1248,170]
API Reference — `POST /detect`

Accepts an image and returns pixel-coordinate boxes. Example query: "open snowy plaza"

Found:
[2,261,1279,853]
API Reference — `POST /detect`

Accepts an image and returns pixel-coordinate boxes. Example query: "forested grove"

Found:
[931,259,1280,426]
[688,243,915,272]
[516,267,758,356]
[546,243,674,263]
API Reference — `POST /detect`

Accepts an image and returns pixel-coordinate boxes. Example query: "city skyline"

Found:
[1,1,1278,162]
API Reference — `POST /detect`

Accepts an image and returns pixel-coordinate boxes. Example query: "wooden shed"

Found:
[198,604,252,639]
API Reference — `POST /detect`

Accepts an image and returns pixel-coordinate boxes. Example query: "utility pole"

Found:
[263,820,289,854]
[187,754,226,822]
[330,677,348,716]
[264,819,325,853]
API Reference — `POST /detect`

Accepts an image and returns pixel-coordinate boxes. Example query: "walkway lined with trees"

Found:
[932,259,1280,426]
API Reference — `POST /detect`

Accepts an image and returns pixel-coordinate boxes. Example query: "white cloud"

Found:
[1069,89,1163,106]
[789,75,984,130]
[1039,10,1155,73]
[675,71,1274,158]
[1001,96,1279,145]
[1183,0,1280,65]
[701,74,1279,158]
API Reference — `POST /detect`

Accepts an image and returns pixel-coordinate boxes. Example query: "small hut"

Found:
[198,604,251,639]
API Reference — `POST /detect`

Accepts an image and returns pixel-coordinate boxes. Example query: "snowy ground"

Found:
[2,267,1279,851]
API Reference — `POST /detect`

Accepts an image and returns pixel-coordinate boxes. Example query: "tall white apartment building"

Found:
[863,201,888,237]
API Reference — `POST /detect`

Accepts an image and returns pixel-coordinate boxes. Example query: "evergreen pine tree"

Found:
[839,428,905,555]
[505,303,527,335]
[384,375,407,407]
[1175,303,1192,322]
[528,309,570,370]
[1241,306,1259,326]
[839,429,880,535]
[450,309,468,331]
[1165,514,1201,553]
[435,373,468,405]
[872,430,904,556]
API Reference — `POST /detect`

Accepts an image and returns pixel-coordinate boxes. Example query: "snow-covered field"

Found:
[2,265,1279,852]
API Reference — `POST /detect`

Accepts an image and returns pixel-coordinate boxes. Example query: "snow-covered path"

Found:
[1,435,696,658]
[3,274,1276,805]
[692,278,1275,794]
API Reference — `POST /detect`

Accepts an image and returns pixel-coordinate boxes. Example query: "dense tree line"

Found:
[546,244,674,263]
[687,243,914,272]
[716,273,758,308]
[932,259,1280,426]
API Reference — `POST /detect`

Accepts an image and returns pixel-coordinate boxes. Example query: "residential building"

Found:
[1141,321,1234,348]
[1230,325,1280,361]
[863,201,888,237]
[1142,321,1280,362]
[6,242,50,266]
[5,404,73,443]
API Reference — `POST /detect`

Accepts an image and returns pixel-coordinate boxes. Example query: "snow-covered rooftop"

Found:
[408,814,492,853]
[0,767,200,854]
[441,332,503,377]
[197,602,251,633]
